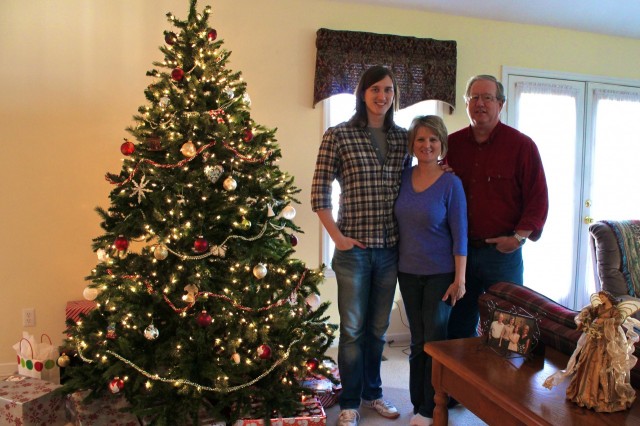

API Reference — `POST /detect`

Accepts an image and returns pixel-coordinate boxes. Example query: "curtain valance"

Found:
[313,28,457,111]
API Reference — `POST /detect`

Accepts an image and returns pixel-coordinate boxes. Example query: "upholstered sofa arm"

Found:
[478,282,582,356]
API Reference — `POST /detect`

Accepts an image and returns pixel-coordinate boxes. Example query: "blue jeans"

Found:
[447,245,523,339]
[398,272,453,418]
[332,246,398,410]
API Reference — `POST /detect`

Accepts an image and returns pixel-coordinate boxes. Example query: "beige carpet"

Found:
[323,343,487,425]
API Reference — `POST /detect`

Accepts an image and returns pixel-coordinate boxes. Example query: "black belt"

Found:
[468,238,495,249]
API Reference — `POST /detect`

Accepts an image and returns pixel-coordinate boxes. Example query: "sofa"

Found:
[478,282,640,388]
[589,220,640,320]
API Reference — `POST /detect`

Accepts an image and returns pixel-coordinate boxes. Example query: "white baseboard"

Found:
[0,362,17,378]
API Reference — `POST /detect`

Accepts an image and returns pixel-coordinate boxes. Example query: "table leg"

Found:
[431,361,448,426]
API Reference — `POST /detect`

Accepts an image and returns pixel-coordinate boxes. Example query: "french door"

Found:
[504,69,640,309]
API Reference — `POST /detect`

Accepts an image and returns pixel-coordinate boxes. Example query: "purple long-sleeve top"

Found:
[394,167,468,275]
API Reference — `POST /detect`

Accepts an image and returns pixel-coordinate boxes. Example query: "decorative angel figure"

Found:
[543,290,640,412]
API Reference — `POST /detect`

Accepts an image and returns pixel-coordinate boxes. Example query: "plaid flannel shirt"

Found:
[311,122,408,248]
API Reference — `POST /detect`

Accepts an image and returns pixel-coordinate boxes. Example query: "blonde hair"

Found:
[407,115,448,159]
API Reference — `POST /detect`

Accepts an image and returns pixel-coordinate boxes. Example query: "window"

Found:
[504,67,640,308]
[320,95,443,274]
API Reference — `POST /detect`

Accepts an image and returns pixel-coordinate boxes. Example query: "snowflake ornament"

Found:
[131,174,153,203]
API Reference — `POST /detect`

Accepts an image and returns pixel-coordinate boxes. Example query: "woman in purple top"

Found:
[394,115,468,426]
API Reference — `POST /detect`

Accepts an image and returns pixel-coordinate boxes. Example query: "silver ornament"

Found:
[253,263,268,279]
[204,165,224,183]
[223,176,237,191]
[144,324,159,340]
[159,96,170,107]
[153,245,169,260]
[282,205,297,220]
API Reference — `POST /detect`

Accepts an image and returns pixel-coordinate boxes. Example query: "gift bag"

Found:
[13,332,60,384]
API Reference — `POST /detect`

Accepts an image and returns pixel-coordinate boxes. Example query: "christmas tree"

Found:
[61,1,336,424]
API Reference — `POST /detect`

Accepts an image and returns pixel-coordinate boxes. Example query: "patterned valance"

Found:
[313,28,457,111]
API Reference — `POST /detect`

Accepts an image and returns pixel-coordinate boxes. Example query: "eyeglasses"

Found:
[465,94,499,103]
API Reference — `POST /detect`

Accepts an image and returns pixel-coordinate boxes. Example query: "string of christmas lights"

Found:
[75,334,303,393]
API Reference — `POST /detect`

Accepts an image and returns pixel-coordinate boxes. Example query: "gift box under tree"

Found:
[65,390,140,426]
[0,375,66,426]
[233,397,326,426]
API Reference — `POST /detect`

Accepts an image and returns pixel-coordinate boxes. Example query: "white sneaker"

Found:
[409,413,433,426]
[337,409,360,426]
[361,398,400,419]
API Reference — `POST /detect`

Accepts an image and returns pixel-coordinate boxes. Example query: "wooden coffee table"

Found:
[424,337,640,425]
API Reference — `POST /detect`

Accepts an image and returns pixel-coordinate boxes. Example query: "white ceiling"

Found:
[336,0,640,40]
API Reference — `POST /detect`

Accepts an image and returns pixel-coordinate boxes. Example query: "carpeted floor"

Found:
[323,342,487,425]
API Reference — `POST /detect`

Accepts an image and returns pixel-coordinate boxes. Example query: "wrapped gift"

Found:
[300,360,341,408]
[233,397,326,426]
[65,300,97,324]
[0,375,66,425]
[65,390,140,426]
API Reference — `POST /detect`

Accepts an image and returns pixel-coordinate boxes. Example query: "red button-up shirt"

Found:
[445,121,549,241]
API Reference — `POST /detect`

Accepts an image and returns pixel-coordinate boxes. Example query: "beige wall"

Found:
[1,0,640,365]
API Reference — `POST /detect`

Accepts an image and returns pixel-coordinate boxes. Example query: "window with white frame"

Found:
[320,95,443,274]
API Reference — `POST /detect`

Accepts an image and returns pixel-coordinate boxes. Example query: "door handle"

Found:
[584,216,594,224]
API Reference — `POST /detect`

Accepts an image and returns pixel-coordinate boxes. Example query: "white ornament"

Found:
[204,165,224,183]
[223,176,237,191]
[83,286,99,301]
[159,96,170,107]
[253,263,268,279]
[97,248,108,262]
[153,245,169,260]
[243,93,251,106]
[281,205,297,220]
[211,244,227,257]
[182,284,199,303]
[144,324,159,340]
[305,293,322,311]
[180,141,197,157]
[130,174,153,204]
[224,87,235,99]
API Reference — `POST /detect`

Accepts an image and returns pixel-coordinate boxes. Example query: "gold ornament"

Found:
[57,354,71,367]
[180,141,197,157]
[223,176,237,191]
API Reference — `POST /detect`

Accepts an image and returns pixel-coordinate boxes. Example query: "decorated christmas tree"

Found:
[60,1,336,424]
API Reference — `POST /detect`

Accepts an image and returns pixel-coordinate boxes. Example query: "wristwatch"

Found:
[513,232,527,246]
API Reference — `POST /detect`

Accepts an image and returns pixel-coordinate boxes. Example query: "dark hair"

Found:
[348,65,400,131]
[407,115,449,159]
[464,75,506,102]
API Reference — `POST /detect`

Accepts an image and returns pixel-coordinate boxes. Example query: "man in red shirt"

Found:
[446,75,549,339]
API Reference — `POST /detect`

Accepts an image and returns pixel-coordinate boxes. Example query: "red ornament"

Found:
[243,129,254,142]
[171,68,184,81]
[306,357,320,372]
[257,344,272,359]
[207,28,217,42]
[120,140,135,156]
[193,236,209,253]
[196,310,212,327]
[109,377,124,394]
[114,235,129,251]
[165,32,177,45]
[289,234,298,247]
